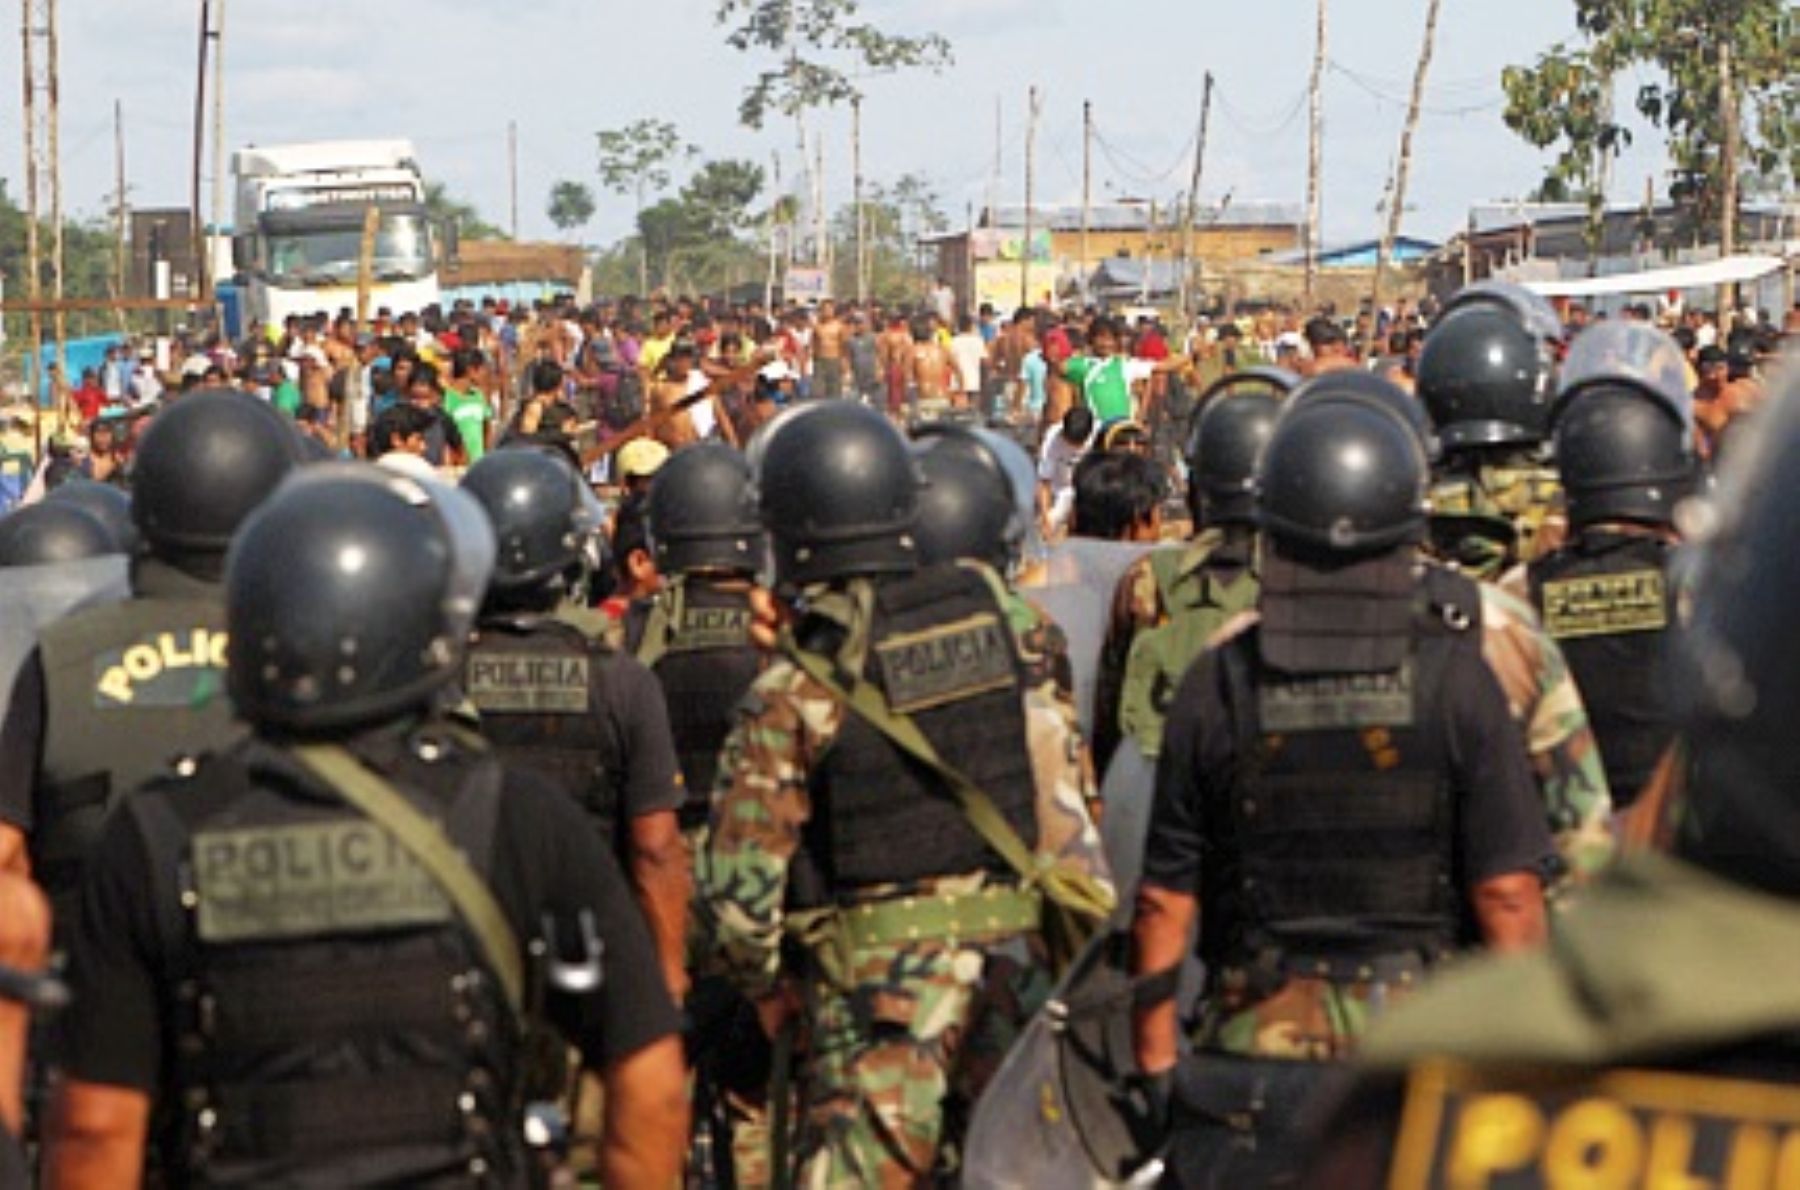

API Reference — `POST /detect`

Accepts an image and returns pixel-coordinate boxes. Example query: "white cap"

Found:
[759,360,795,383]
[376,452,440,482]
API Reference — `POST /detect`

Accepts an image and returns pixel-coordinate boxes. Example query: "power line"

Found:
[1327,59,1502,117]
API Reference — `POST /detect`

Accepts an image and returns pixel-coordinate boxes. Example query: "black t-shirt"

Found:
[60,725,680,1096]
[592,649,685,822]
[1142,625,1553,899]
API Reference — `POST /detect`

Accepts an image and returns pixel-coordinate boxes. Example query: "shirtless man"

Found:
[648,342,738,452]
[905,315,958,414]
[812,301,848,399]
[878,312,915,419]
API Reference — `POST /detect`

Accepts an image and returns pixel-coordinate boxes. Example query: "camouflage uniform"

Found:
[1471,578,1616,890]
[699,576,1114,1187]
[1428,457,1565,582]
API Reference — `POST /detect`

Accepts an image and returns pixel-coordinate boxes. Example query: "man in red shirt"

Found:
[69,368,109,423]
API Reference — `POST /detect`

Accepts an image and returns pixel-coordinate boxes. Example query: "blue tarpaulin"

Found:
[33,334,127,405]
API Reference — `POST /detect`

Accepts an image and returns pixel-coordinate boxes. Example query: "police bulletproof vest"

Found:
[1529,531,1678,808]
[1208,567,1480,971]
[632,580,762,826]
[140,734,520,1187]
[806,565,1038,897]
[33,569,237,918]
[466,617,622,845]
[1118,538,1258,760]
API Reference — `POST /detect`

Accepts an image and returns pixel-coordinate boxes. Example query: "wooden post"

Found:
[1717,31,1739,331]
[1305,0,1328,309]
[113,98,127,337]
[22,0,44,452]
[208,0,225,316]
[1366,0,1441,359]
[348,204,377,453]
[852,97,865,305]
[1179,72,1214,326]
[191,0,209,304]
[1081,99,1092,307]
[508,120,518,241]
[46,0,64,422]
[1021,85,1040,313]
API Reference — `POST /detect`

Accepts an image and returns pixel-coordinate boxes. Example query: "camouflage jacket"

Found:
[1469,578,1616,890]
[698,571,1113,998]
[1429,457,1566,582]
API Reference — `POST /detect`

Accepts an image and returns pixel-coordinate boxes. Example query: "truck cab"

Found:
[232,139,445,329]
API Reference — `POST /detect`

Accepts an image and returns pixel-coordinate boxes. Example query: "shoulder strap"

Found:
[782,633,1112,924]
[633,582,682,671]
[289,744,524,1018]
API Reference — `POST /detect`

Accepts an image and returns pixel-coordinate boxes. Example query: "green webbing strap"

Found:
[782,634,1113,925]
[632,579,684,671]
[291,744,525,1018]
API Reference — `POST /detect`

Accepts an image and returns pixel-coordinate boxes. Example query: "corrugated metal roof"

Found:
[1468,199,1789,236]
[1262,236,1440,266]
[980,201,1301,232]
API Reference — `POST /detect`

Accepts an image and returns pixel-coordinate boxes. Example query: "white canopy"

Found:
[1523,253,1790,299]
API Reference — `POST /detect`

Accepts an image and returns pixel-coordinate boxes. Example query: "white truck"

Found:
[230,139,447,328]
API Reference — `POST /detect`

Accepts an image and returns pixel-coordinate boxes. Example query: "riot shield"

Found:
[1024,538,1155,738]
[965,925,1169,1190]
[0,556,129,719]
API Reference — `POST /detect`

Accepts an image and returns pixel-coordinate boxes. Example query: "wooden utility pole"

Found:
[1366,0,1441,359]
[45,0,63,415]
[989,95,1002,226]
[764,151,781,310]
[1178,72,1214,325]
[813,131,827,276]
[21,0,46,446]
[191,0,211,303]
[1305,0,1328,308]
[208,0,226,305]
[113,98,127,336]
[1020,85,1041,312]
[1080,100,1093,306]
[852,96,865,304]
[508,120,519,240]
[1717,30,1740,331]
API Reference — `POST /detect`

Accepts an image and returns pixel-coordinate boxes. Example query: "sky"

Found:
[4,0,1684,251]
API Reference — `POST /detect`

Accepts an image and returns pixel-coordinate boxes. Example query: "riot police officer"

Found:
[461,446,690,1003]
[46,464,687,1188]
[0,502,119,568]
[1096,369,1291,775]
[41,480,138,555]
[0,389,301,911]
[698,401,1113,1185]
[1130,386,1553,1187]
[1523,322,1694,809]
[1304,355,1800,1190]
[624,442,765,828]
[1416,280,1566,578]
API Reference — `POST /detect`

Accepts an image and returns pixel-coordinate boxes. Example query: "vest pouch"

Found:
[1167,1053,1328,1189]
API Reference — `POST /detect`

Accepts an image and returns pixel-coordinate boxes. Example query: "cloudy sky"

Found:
[10,0,1679,249]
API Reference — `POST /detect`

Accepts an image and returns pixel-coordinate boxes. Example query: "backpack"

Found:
[1117,543,1259,759]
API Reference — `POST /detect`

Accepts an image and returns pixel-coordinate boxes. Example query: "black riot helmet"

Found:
[1184,377,1287,526]
[753,401,922,588]
[131,388,304,560]
[646,442,765,576]
[1552,321,1696,529]
[1282,367,1440,463]
[911,423,1033,570]
[43,480,139,555]
[1671,363,1800,899]
[911,439,1017,571]
[460,446,602,602]
[1256,380,1429,555]
[226,465,496,733]
[0,503,119,568]
[1416,286,1559,450]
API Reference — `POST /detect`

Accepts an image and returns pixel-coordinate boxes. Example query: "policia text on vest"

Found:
[93,628,229,707]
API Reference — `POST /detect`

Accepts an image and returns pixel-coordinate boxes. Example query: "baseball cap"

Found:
[618,438,671,481]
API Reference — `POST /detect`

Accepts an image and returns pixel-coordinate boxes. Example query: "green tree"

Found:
[546,180,597,235]
[1505,0,1797,260]
[678,160,767,241]
[423,182,506,241]
[715,0,953,129]
[597,119,698,294]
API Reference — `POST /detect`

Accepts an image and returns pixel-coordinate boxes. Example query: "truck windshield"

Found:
[267,212,432,286]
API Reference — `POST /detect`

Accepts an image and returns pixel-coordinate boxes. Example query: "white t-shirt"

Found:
[950,333,986,394]
[1038,426,1090,531]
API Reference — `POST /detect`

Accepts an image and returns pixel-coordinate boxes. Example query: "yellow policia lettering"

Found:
[1393,1061,1800,1190]
[94,629,229,706]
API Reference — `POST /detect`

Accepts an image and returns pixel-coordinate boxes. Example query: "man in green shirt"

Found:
[1063,316,1170,424]
[444,348,494,464]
